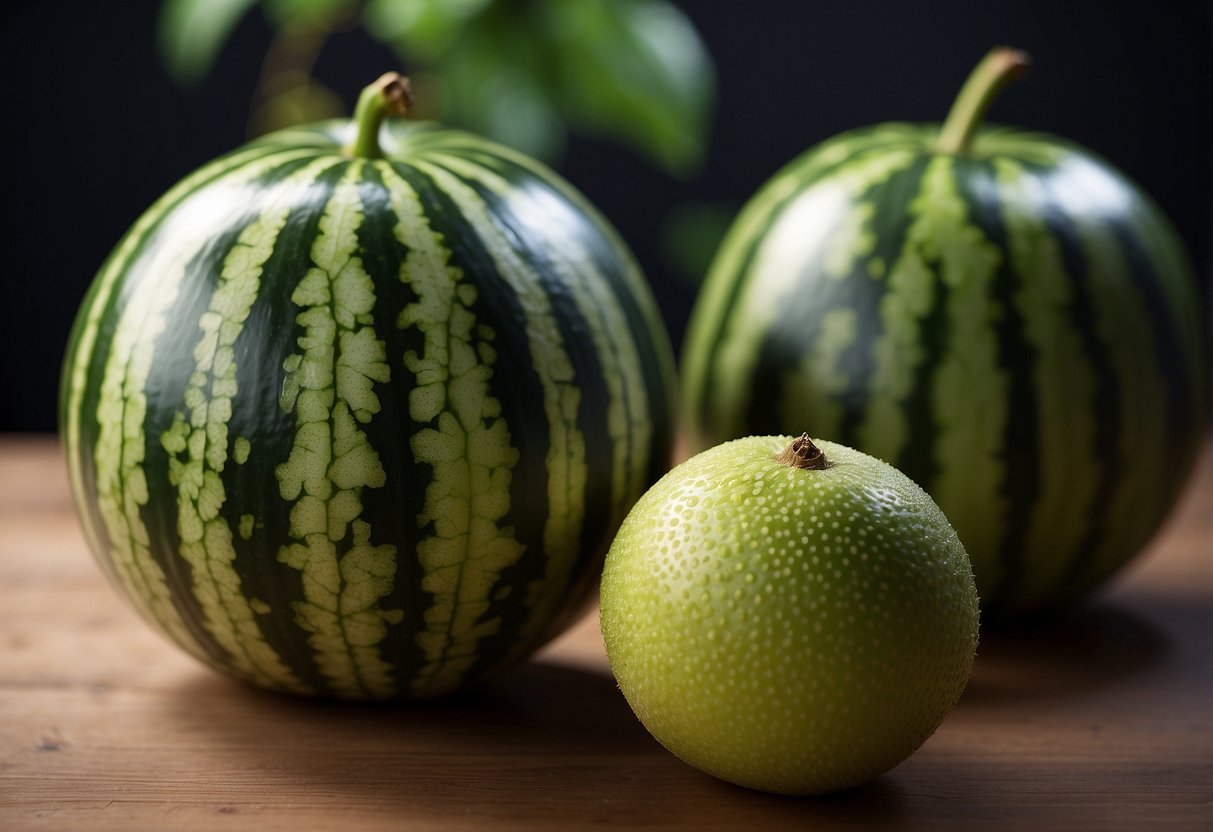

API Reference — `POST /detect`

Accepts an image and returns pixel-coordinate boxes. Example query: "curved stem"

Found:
[936,47,1031,155]
[346,72,413,158]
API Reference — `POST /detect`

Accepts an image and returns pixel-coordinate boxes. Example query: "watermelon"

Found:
[60,74,676,699]
[680,49,1208,620]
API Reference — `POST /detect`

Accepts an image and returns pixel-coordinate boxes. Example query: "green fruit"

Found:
[680,48,1208,619]
[59,74,676,701]
[600,434,979,796]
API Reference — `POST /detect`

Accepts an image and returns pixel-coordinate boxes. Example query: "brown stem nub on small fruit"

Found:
[776,433,829,470]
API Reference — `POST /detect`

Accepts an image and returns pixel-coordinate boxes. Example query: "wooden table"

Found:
[1,435,1209,830]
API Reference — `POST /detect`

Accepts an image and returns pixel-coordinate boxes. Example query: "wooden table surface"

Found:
[1,434,1210,831]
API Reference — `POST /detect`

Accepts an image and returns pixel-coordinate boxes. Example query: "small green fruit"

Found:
[600,434,979,795]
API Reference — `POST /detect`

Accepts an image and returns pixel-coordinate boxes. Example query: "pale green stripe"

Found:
[65,144,293,581]
[679,161,815,443]
[163,158,339,693]
[707,149,917,441]
[778,307,858,439]
[995,159,1100,606]
[919,158,1008,571]
[856,157,1008,578]
[375,162,525,698]
[1045,157,1168,586]
[680,135,919,441]
[428,154,648,511]
[275,161,402,700]
[427,153,654,644]
[411,159,588,613]
[428,136,676,412]
[856,163,941,465]
[971,129,1068,166]
[1128,195,1207,416]
[90,150,310,660]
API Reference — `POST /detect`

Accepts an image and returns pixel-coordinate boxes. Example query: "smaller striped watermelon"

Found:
[681,48,1208,620]
[60,74,676,699]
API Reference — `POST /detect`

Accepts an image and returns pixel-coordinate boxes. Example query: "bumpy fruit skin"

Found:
[600,436,979,796]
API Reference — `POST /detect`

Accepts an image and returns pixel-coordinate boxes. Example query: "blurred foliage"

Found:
[158,0,714,175]
[659,200,737,287]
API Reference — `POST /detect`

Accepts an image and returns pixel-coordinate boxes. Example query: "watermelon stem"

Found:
[776,433,830,470]
[346,72,413,158]
[936,47,1030,155]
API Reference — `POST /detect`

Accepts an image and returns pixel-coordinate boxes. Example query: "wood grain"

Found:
[1,434,1210,831]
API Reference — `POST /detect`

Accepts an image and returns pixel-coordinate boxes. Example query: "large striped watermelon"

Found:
[681,49,1208,620]
[60,74,675,699]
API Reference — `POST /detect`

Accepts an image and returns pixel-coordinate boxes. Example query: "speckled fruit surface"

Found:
[599,435,979,796]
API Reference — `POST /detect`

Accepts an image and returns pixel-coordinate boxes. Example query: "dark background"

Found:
[2,0,1209,431]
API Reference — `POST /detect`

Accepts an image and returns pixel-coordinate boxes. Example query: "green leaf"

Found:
[158,0,261,86]
[546,0,714,176]
[263,0,357,28]
[442,47,564,162]
[370,1,560,159]
[659,201,738,286]
[365,0,714,173]
[363,0,493,62]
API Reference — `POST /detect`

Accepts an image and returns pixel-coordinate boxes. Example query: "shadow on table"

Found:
[961,599,1170,708]
[167,659,910,828]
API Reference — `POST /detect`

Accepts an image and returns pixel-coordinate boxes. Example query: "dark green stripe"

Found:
[222,159,358,695]
[143,155,348,688]
[121,154,317,663]
[348,161,427,686]
[464,168,632,475]
[688,132,914,437]
[959,158,1040,617]
[140,213,265,671]
[894,262,949,491]
[748,154,932,447]
[61,145,296,586]
[688,203,802,440]
[1060,210,1204,596]
[443,148,674,486]
[385,162,554,684]
[450,168,617,579]
[540,181,674,488]
[436,148,675,632]
[847,155,935,450]
[1030,166,1122,610]
[1133,206,1210,416]
[891,160,969,490]
[1106,216,1203,505]
[430,158,614,676]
